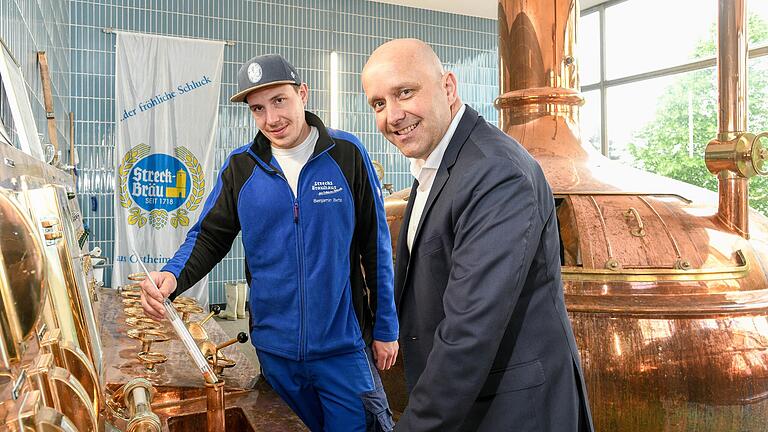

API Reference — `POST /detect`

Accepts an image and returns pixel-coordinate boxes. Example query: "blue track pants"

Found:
[257,347,394,432]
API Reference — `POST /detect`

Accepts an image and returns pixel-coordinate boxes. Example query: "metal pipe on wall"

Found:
[716,0,749,236]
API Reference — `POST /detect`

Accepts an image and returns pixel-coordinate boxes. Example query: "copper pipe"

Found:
[496,0,583,131]
[205,380,226,432]
[719,171,749,236]
[715,0,749,236]
[718,0,747,138]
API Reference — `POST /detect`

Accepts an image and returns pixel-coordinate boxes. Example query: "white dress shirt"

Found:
[407,104,466,251]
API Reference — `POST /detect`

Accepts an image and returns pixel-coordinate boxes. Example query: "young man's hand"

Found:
[139,271,177,320]
[372,340,399,370]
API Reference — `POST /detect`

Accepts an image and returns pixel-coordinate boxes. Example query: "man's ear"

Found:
[443,71,458,105]
[298,83,310,106]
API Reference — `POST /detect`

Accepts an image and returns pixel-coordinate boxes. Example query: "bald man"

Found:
[362,39,594,432]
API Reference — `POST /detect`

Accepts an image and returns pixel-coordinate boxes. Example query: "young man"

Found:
[139,54,398,432]
[362,39,594,432]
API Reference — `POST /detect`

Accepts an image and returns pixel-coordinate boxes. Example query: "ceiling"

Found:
[369,0,610,19]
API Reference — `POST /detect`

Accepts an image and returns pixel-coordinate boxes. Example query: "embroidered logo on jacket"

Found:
[312,180,344,203]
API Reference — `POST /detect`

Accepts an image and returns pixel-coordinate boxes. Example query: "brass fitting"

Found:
[705,132,768,178]
[107,378,161,432]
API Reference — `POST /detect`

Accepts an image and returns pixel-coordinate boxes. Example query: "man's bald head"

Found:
[362,38,462,161]
[363,38,444,81]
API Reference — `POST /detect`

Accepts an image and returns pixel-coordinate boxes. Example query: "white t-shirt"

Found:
[271,126,319,197]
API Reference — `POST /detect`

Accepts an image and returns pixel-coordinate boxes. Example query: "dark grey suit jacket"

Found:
[394,107,594,432]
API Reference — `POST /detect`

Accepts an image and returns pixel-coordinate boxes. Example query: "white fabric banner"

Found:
[112,32,224,307]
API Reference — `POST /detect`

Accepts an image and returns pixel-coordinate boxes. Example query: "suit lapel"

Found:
[394,107,481,312]
[409,106,479,251]
[394,180,419,310]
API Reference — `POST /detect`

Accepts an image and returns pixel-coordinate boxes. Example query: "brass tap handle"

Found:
[187,306,220,341]
[118,283,142,293]
[121,290,142,300]
[126,317,162,330]
[127,272,146,281]
[172,296,198,306]
[200,305,221,326]
[209,357,236,377]
[176,303,204,323]
[138,330,170,353]
[216,332,249,352]
[137,351,167,372]
[624,207,646,237]
[124,306,147,317]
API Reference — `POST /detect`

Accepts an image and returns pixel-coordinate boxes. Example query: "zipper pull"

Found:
[293,201,299,223]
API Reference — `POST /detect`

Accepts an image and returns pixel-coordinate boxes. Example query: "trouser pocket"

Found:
[361,386,394,432]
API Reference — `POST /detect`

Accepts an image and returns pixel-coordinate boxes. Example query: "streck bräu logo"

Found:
[312,180,344,196]
[118,144,205,230]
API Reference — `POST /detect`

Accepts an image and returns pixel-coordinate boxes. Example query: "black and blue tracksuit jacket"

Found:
[163,111,398,360]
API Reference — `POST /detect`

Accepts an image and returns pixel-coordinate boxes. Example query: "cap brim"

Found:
[229,80,299,103]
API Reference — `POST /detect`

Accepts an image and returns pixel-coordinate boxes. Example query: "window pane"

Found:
[748,55,768,215]
[749,56,768,131]
[751,2,768,48]
[606,67,718,198]
[581,89,601,152]
[605,0,717,79]
[578,12,600,86]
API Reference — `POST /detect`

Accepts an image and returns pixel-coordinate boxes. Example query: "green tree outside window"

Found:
[628,14,768,214]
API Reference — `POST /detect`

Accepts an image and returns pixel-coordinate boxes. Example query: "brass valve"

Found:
[106,378,161,432]
[705,132,768,178]
[187,305,220,341]
[175,303,204,323]
[200,332,249,378]
[126,316,162,330]
[136,351,167,372]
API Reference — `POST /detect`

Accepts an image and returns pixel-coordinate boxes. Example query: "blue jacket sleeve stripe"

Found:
[161,147,245,293]
[331,129,399,341]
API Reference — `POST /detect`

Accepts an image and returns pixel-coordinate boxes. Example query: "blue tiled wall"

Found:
[0,0,71,158]
[67,0,498,303]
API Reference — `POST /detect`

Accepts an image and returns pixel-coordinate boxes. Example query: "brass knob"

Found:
[118,283,142,293]
[138,330,170,353]
[127,272,146,281]
[124,307,147,318]
[44,231,63,240]
[121,290,142,300]
[126,317,162,330]
[172,296,198,306]
[136,351,167,372]
[122,298,142,308]
[208,356,236,377]
[40,217,60,228]
[176,304,204,323]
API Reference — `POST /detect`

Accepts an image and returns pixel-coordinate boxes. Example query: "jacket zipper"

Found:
[294,197,306,360]
[273,145,333,360]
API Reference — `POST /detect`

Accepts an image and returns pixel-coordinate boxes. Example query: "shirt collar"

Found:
[409,104,467,179]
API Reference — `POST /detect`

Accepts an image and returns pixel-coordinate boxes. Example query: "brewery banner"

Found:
[112,31,224,306]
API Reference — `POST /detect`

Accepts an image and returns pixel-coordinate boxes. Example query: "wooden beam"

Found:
[37,51,59,163]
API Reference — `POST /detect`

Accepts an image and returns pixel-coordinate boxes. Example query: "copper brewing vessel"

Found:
[381,0,768,430]
[0,189,47,366]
